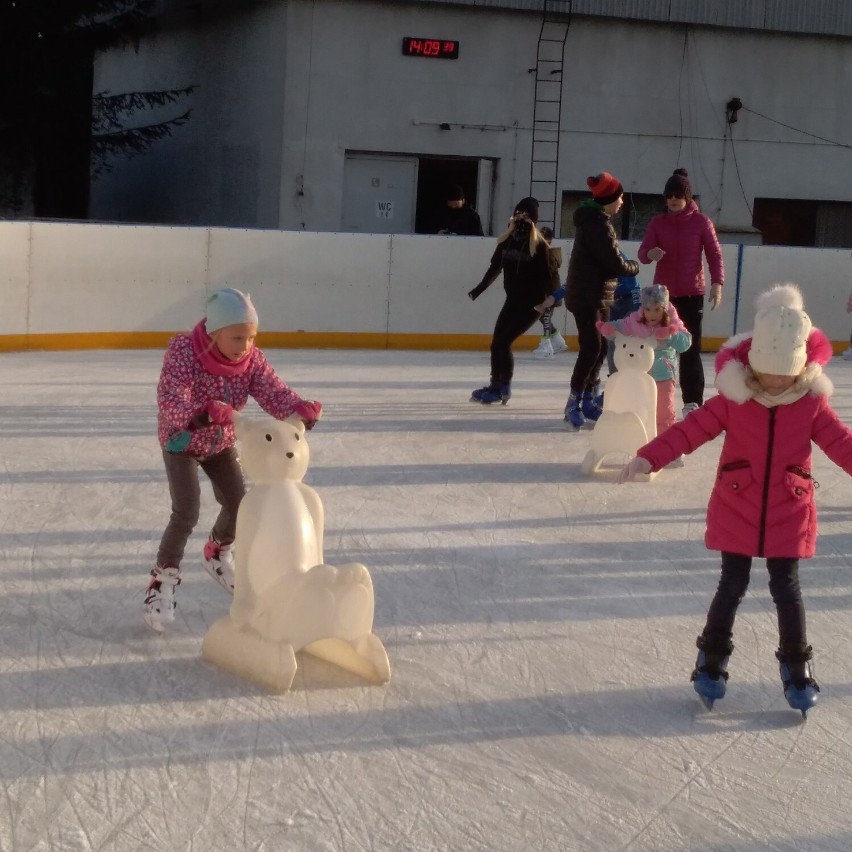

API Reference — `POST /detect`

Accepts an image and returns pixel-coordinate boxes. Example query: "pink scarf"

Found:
[190,321,253,378]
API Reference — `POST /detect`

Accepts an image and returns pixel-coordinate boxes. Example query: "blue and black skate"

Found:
[470,382,511,406]
[777,645,820,719]
[691,634,733,710]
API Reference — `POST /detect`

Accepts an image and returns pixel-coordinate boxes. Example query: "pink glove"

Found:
[205,400,235,425]
[294,399,323,429]
[654,326,675,340]
[597,320,617,337]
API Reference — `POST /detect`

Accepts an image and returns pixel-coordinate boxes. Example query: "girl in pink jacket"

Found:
[146,288,322,632]
[620,283,852,716]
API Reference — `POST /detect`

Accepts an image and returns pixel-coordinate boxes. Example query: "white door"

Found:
[477,158,496,235]
[342,154,417,234]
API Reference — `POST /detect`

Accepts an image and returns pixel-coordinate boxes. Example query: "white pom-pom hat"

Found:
[747,283,812,377]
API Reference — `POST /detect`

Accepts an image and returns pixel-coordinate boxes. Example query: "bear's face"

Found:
[235,413,310,484]
[612,332,656,373]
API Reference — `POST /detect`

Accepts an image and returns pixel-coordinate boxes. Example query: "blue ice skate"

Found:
[691,634,733,710]
[691,651,729,710]
[471,383,511,405]
[777,647,820,719]
[564,390,585,430]
[580,382,604,422]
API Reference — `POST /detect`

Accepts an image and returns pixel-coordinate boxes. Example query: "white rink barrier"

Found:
[1,221,850,351]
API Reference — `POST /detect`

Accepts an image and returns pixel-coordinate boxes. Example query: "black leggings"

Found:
[489,300,542,384]
[671,294,704,406]
[569,303,608,394]
[703,552,806,647]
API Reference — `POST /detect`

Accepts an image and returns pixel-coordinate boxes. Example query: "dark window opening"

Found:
[560,191,670,241]
[753,198,852,248]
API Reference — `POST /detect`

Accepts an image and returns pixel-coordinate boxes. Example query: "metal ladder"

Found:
[529,0,572,231]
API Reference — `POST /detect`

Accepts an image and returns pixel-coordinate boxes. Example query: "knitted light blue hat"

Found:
[641,284,670,310]
[205,288,259,333]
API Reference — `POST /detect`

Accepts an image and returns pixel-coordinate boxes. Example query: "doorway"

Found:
[414,157,488,234]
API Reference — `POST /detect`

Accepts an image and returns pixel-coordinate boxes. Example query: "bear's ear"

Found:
[285,413,306,435]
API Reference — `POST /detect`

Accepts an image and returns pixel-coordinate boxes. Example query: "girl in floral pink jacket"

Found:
[620,283,852,716]
[145,288,322,632]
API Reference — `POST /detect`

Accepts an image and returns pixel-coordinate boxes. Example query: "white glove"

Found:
[618,456,652,483]
[647,247,665,262]
[709,283,722,310]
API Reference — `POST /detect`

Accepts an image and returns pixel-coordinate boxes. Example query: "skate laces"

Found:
[203,537,232,562]
[144,566,180,613]
[148,565,181,589]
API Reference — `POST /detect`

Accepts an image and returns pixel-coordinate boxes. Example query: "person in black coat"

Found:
[468,196,556,404]
[537,172,640,428]
[436,184,484,236]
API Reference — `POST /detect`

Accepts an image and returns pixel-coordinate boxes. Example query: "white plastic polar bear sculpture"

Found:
[581,332,659,479]
[202,413,391,692]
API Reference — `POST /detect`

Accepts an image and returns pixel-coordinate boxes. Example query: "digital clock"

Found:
[402,37,459,59]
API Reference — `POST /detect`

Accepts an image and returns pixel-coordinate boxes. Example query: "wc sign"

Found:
[376,200,394,219]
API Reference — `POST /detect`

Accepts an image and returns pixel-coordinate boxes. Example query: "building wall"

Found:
[89,0,852,238]
[91,2,289,227]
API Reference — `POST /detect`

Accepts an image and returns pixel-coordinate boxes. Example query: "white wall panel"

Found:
[737,246,852,340]
[28,223,208,333]
[207,229,392,334]
[4,222,851,347]
[0,221,31,335]
[387,235,497,335]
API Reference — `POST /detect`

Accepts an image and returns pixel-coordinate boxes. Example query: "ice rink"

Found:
[3,346,852,851]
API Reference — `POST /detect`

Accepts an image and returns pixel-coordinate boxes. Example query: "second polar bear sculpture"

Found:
[202,413,391,692]
[581,332,658,479]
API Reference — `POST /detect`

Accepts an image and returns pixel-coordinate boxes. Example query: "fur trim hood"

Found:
[714,324,834,404]
[598,302,687,339]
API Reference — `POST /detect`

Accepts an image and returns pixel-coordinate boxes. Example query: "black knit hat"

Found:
[664,168,693,201]
[446,183,465,202]
[513,196,539,223]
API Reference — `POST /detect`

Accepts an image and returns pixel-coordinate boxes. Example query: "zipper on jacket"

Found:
[757,407,777,557]
[214,378,232,452]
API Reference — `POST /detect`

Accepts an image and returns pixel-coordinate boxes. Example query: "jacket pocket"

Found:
[783,467,815,500]
[716,461,754,497]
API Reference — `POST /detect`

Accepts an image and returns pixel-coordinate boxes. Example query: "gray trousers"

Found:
[157,446,246,569]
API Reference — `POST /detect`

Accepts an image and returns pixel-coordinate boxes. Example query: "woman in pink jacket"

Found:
[620,283,852,717]
[638,169,724,416]
[147,288,322,632]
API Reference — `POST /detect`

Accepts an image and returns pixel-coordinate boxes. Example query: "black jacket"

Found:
[565,202,639,312]
[470,234,552,306]
[437,205,484,236]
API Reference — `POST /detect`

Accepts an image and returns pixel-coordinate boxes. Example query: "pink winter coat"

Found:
[157,329,303,457]
[637,201,724,297]
[636,331,852,559]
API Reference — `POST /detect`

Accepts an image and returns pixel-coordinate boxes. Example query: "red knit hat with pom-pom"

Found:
[587,172,624,206]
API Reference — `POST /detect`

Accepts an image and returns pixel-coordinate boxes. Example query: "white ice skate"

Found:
[550,331,568,354]
[532,336,554,359]
[143,566,181,632]
[203,535,235,593]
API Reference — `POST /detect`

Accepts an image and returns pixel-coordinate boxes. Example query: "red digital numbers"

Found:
[402,37,459,59]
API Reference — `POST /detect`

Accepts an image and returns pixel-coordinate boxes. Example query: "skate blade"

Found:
[144,614,166,633]
[697,694,715,711]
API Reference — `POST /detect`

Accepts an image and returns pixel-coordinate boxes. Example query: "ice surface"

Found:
[2,347,852,851]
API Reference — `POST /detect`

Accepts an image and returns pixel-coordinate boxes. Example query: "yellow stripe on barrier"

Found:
[0,332,847,355]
